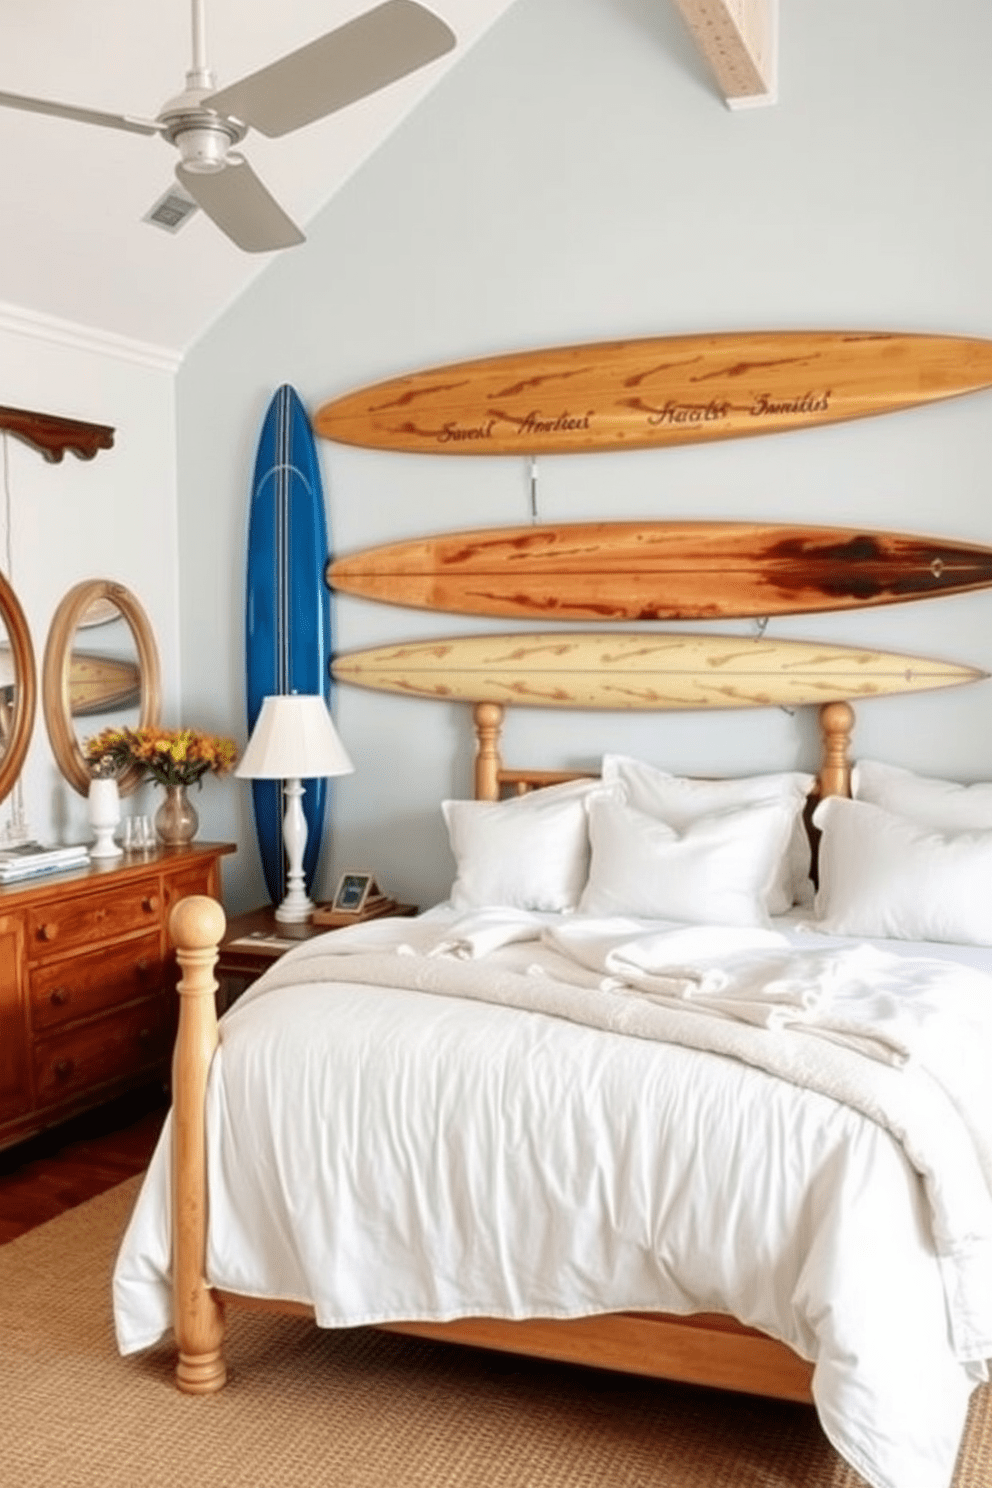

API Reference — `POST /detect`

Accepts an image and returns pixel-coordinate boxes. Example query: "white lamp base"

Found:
[275,777,314,923]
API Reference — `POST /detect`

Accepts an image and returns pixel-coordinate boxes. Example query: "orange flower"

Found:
[83,726,238,786]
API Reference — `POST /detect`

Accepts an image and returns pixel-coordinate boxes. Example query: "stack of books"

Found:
[0,841,90,884]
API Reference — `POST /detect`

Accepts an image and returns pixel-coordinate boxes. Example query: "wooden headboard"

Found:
[471,699,856,803]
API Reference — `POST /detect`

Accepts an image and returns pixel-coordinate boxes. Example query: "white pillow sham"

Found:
[442,778,597,913]
[853,758,992,830]
[579,792,794,927]
[601,754,814,911]
[812,794,992,946]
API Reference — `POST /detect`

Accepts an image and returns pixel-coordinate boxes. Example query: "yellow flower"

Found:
[84,724,238,786]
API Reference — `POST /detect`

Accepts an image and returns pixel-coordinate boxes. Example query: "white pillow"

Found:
[578,793,793,927]
[853,759,992,830]
[812,795,992,946]
[442,779,597,912]
[601,754,814,912]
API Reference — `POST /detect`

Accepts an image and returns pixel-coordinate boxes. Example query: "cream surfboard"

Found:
[331,633,985,711]
[314,331,992,456]
[327,521,992,621]
[67,652,141,716]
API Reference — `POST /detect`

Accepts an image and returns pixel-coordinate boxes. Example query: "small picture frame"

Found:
[331,872,380,915]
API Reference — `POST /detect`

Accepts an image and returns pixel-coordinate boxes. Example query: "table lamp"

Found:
[236,694,354,922]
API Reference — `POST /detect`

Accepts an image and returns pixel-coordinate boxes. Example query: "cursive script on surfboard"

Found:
[315,331,992,456]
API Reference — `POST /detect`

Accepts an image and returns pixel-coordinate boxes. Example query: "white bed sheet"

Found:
[113,907,992,1488]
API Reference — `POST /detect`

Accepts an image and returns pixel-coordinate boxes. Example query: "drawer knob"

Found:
[136,957,152,975]
[142,895,159,914]
[38,922,58,942]
[49,987,71,1007]
[137,1027,153,1045]
[53,1057,75,1081]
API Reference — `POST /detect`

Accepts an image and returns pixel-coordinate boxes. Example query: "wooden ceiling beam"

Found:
[670,0,778,108]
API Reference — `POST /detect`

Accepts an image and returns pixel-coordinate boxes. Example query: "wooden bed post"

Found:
[169,895,228,1395]
[474,701,505,801]
[818,700,855,798]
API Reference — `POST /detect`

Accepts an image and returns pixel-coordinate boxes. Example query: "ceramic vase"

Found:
[88,776,123,860]
[154,782,199,846]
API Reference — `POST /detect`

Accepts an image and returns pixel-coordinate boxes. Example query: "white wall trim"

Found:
[0,300,182,373]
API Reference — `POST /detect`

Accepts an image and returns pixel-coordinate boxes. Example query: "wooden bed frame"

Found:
[167,698,857,1399]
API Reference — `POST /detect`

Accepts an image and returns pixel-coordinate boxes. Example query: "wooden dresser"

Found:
[0,841,234,1150]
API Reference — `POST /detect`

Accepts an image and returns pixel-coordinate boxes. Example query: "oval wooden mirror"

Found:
[42,580,161,796]
[0,570,37,806]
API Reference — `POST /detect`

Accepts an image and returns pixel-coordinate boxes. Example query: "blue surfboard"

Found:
[245,385,333,905]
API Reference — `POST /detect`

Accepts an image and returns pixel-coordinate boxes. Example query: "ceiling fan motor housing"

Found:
[172,121,239,172]
[159,78,246,174]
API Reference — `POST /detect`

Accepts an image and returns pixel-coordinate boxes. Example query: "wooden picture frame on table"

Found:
[331,872,381,915]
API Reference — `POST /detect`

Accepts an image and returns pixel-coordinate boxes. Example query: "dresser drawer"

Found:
[0,842,233,1150]
[30,932,162,1032]
[34,996,170,1106]
[0,911,30,1124]
[163,862,219,911]
[28,879,162,958]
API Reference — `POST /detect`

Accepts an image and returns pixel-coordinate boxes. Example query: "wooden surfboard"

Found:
[314,331,992,456]
[331,633,984,711]
[67,652,141,716]
[0,649,135,713]
[246,385,333,905]
[327,521,992,622]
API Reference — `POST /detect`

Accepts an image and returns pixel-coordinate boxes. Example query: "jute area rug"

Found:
[2,1179,990,1488]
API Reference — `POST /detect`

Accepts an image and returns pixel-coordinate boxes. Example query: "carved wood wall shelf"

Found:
[0,405,115,463]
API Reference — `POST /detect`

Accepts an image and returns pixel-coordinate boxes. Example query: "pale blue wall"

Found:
[176,0,992,913]
[0,323,181,849]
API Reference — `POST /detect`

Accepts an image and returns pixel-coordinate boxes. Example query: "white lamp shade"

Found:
[236,694,354,781]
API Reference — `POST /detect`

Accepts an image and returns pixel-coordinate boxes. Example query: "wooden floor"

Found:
[0,1086,169,1244]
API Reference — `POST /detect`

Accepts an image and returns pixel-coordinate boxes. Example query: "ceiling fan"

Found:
[0,0,456,253]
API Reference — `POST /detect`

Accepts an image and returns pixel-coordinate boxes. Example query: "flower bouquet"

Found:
[83,726,238,846]
[84,726,238,786]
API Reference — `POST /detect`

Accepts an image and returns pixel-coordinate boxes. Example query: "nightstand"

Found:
[216,901,417,1009]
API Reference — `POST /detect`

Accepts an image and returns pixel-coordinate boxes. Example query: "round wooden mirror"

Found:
[42,580,161,796]
[0,570,37,806]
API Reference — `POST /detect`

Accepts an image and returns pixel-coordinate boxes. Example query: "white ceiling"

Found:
[0,0,518,358]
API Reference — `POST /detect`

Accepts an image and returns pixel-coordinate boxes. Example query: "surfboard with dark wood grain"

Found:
[314,331,992,455]
[331,632,985,711]
[327,521,992,621]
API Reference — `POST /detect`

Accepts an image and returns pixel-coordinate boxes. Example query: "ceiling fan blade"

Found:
[205,0,456,139]
[0,88,159,136]
[176,158,304,253]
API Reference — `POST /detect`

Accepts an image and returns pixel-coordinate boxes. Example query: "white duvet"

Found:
[113,907,992,1488]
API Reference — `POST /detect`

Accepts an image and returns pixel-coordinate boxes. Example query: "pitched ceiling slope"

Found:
[0,0,775,361]
[0,1,518,358]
